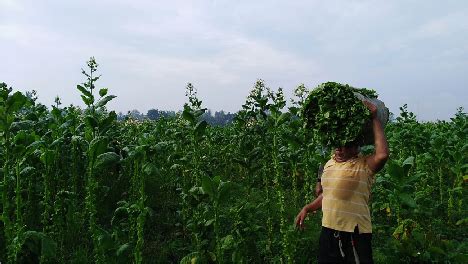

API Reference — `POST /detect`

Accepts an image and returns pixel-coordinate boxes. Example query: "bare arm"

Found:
[295,194,323,229]
[315,164,324,196]
[315,182,323,197]
[364,101,389,173]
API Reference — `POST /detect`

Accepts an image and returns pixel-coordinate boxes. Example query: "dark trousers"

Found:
[318,226,373,264]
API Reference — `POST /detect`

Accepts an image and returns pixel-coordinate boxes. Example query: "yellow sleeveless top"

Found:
[321,154,375,233]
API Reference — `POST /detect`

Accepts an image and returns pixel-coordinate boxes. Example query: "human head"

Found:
[334,141,360,162]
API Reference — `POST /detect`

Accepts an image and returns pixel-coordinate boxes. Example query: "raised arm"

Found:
[364,101,389,173]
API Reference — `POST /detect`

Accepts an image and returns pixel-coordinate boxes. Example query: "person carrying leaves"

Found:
[295,101,389,263]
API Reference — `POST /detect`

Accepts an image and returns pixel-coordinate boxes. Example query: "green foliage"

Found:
[1,65,466,263]
[303,82,374,147]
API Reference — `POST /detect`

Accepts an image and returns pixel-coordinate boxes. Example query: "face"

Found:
[334,145,359,161]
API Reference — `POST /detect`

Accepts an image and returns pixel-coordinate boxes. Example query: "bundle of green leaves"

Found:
[302,82,378,147]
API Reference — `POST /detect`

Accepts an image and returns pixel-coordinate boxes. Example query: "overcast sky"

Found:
[1,0,467,120]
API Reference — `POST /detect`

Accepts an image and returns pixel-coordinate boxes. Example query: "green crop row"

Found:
[0,59,466,263]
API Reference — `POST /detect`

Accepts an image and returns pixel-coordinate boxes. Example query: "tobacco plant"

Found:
[303,82,374,147]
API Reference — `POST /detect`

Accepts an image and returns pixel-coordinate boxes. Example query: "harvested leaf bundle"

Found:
[303,82,379,147]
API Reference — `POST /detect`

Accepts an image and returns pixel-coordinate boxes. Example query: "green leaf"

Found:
[20,166,35,176]
[218,181,236,205]
[40,150,55,167]
[10,120,34,132]
[41,235,58,258]
[6,91,28,114]
[77,84,92,97]
[276,112,290,126]
[85,115,99,129]
[428,246,445,256]
[387,161,405,180]
[99,88,108,97]
[89,136,108,162]
[14,130,36,146]
[94,152,120,169]
[97,227,115,251]
[399,193,416,208]
[208,251,216,262]
[143,163,158,176]
[116,243,131,257]
[205,218,215,226]
[201,175,215,197]
[221,235,235,250]
[194,120,208,139]
[99,111,117,133]
[182,107,195,124]
[456,218,468,226]
[81,95,94,106]
[95,95,116,108]
[179,252,199,264]
[402,156,414,174]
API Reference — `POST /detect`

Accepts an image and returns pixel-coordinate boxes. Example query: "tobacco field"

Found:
[1,59,467,263]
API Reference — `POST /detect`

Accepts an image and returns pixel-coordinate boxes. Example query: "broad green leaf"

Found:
[6,91,28,114]
[221,235,235,250]
[428,246,445,256]
[20,231,43,255]
[99,111,117,133]
[51,107,62,120]
[41,235,58,258]
[94,152,120,169]
[20,166,35,176]
[95,95,116,108]
[40,150,55,167]
[208,251,216,262]
[116,243,131,257]
[179,252,199,264]
[201,175,215,197]
[402,156,414,167]
[81,94,94,106]
[10,120,34,132]
[14,131,36,146]
[182,107,195,124]
[77,84,92,97]
[0,119,6,131]
[399,193,416,208]
[89,136,108,162]
[456,217,468,226]
[194,120,208,139]
[96,227,114,250]
[99,88,108,97]
[387,161,405,180]
[218,181,236,205]
[85,115,98,129]
[277,112,290,126]
[402,156,414,175]
[143,163,158,176]
[204,218,215,226]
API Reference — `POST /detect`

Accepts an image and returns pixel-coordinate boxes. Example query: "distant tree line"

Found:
[118,108,236,126]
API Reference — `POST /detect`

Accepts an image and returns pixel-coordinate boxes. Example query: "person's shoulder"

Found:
[323,158,335,169]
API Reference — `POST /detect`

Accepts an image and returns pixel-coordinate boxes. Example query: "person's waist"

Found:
[322,225,360,234]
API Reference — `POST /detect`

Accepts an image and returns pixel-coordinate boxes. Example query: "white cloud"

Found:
[0,0,467,119]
